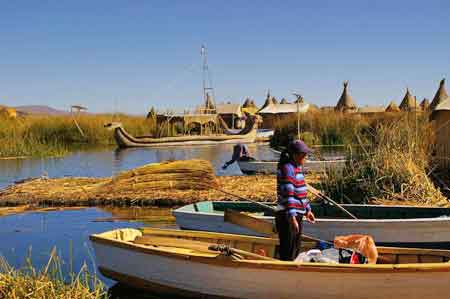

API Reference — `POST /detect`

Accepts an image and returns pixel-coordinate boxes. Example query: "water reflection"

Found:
[0,143,281,189]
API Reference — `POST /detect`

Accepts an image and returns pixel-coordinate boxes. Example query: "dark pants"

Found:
[275,211,303,261]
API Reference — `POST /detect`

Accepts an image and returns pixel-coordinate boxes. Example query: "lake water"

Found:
[0,143,346,189]
[0,143,346,298]
[0,207,182,298]
[0,143,280,189]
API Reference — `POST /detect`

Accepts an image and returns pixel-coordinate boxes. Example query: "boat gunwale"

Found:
[174,202,450,223]
[90,229,450,273]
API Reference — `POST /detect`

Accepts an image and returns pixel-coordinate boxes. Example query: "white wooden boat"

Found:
[174,201,450,248]
[91,227,450,299]
[237,159,346,174]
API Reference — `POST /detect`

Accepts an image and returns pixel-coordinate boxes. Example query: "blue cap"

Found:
[289,140,312,154]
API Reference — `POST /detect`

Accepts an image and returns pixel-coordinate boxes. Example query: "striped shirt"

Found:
[277,162,311,217]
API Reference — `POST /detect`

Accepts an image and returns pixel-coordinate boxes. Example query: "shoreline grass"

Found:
[0,248,107,299]
[0,114,153,158]
[317,113,447,205]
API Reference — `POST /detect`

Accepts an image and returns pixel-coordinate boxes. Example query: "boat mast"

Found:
[201,44,216,114]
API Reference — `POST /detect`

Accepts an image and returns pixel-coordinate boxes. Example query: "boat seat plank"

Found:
[140,227,279,245]
[134,236,218,254]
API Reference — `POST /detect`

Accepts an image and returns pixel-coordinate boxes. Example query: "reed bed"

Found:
[319,114,448,206]
[0,114,153,158]
[0,159,322,207]
[270,111,372,147]
[0,249,106,299]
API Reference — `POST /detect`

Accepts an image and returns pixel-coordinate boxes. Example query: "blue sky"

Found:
[0,1,449,114]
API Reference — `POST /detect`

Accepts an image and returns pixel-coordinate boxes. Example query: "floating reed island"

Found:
[0,158,446,208]
[0,160,293,207]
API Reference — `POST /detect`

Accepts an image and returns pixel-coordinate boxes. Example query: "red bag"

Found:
[350,252,360,264]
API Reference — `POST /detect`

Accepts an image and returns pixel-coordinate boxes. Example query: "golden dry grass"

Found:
[320,113,448,206]
[0,159,322,207]
[0,113,153,158]
[0,250,106,299]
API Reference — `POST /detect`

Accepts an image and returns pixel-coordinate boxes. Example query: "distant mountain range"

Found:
[14,105,70,115]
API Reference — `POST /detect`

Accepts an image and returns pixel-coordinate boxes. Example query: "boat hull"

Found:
[173,202,450,248]
[91,230,450,299]
[114,126,257,148]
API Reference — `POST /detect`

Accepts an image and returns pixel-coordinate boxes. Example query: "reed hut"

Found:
[399,88,420,112]
[335,81,357,113]
[280,98,289,104]
[431,96,450,170]
[357,106,385,115]
[258,101,309,129]
[216,103,242,129]
[242,98,258,115]
[420,98,430,111]
[385,101,400,112]
[258,91,276,112]
[430,79,448,111]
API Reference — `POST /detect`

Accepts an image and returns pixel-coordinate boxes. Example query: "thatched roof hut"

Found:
[243,98,251,108]
[280,98,289,104]
[146,106,157,119]
[430,79,448,111]
[420,98,430,111]
[385,100,400,112]
[431,96,450,170]
[335,81,357,112]
[272,97,279,104]
[258,102,309,129]
[399,88,420,112]
[357,106,385,114]
[258,91,274,112]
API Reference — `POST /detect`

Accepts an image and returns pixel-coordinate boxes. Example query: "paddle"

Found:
[306,184,358,220]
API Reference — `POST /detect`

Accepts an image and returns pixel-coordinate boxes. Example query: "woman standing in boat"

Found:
[276,140,316,261]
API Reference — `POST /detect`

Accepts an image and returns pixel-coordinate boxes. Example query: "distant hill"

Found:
[14,105,70,116]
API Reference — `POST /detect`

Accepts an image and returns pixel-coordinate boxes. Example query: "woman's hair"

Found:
[277,145,294,170]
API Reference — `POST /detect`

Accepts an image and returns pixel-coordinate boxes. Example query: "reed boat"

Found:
[91,227,450,299]
[174,201,450,248]
[237,159,346,174]
[105,115,260,148]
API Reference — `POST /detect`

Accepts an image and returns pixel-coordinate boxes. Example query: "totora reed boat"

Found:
[105,115,260,148]
[173,201,450,249]
[91,227,450,299]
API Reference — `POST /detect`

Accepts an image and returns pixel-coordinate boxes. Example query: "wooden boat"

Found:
[105,115,259,148]
[173,201,450,248]
[91,227,450,299]
[237,159,346,174]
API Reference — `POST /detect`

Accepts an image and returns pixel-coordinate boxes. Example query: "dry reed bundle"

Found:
[99,159,219,193]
